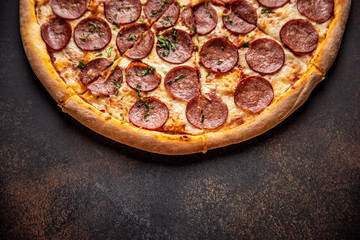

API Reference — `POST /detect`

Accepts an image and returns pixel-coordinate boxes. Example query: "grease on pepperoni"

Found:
[74,18,112,51]
[125,62,161,92]
[280,19,319,54]
[116,23,148,55]
[186,93,228,130]
[165,66,200,102]
[80,58,112,85]
[245,38,285,74]
[234,76,274,113]
[154,2,180,30]
[194,2,218,35]
[297,0,334,23]
[129,98,169,130]
[199,38,238,73]
[51,0,89,20]
[104,0,142,25]
[156,29,193,64]
[87,68,123,97]
[258,0,289,9]
[125,30,155,59]
[41,18,71,51]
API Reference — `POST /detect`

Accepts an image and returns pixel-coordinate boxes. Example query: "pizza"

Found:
[20,0,351,155]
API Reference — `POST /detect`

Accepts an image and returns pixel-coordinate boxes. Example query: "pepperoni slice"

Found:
[51,0,89,20]
[144,0,174,21]
[186,93,228,130]
[258,0,289,9]
[280,19,318,54]
[164,66,200,102]
[116,23,148,55]
[41,18,71,51]
[80,58,112,85]
[232,0,257,25]
[223,1,257,34]
[156,29,193,64]
[154,3,180,30]
[87,68,123,97]
[129,98,169,130]
[125,30,155,59]
[200,38,238,73]
[297,0,334,23]
[194,3,218,35]
[181,6,195,32]
[245,38,285,75]
[74,18,112,51]
[125,62,161,92]
[222,10,256,34]
[104,0,142,25]
[234,76,274,113]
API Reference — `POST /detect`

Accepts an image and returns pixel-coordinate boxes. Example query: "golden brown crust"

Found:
[20,0,74,102]
[311,0,351,74]
[62,95,206,155]
[20,0,351,155]
[205,66,323,150]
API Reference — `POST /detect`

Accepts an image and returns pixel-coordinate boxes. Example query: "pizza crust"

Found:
[311,0,352,74]
[62,95,206,155]
[205,66,323,151]
[20,0,75,103]
[20,0,351,155]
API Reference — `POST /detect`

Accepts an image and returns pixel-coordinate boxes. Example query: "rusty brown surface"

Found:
[1,1,360,239]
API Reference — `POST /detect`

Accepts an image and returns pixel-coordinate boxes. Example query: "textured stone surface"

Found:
[1,0,359,239]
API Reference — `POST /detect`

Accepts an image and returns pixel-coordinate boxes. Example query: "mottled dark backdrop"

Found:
[1,1,359,239]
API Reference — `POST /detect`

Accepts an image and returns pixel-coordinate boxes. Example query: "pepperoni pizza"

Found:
[20,0,351,154]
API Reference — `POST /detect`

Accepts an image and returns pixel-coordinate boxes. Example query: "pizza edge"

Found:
[19,0,351,155]
[310,0,351,74]
[20,0,75,103]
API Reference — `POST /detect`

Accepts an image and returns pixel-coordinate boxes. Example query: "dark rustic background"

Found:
[1,1,359,239]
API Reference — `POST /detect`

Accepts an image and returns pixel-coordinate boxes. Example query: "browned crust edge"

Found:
[20,0,75,102]
[205,66,323,151]
[62,95,206,155]
[311,0,352,74]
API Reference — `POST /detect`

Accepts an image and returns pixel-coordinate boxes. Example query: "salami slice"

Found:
[125,62,161,92]
[87,68,123,97]
[199,38,238,73]
[232,0,257,25]
[116,23,148,55]
[51,0,89,20]
[104,0,142,25]
[80,58,112,85]
[245,38,285,74]
[74,18,112,51]
[234,76,274,113]
[181,6,195,32]
[125,30,155,59]
[41,18,71,51]
[222,10,256,34]
[257,0,289,9]
[154,3,180,30]
[280,19,318,54]
[156,29,193,64]
[164,66,200,102]
[129,98,169,130]
[186,93,228,130]
[297,0,334,23]
[144,0,174,21]
[194,3,218,35]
